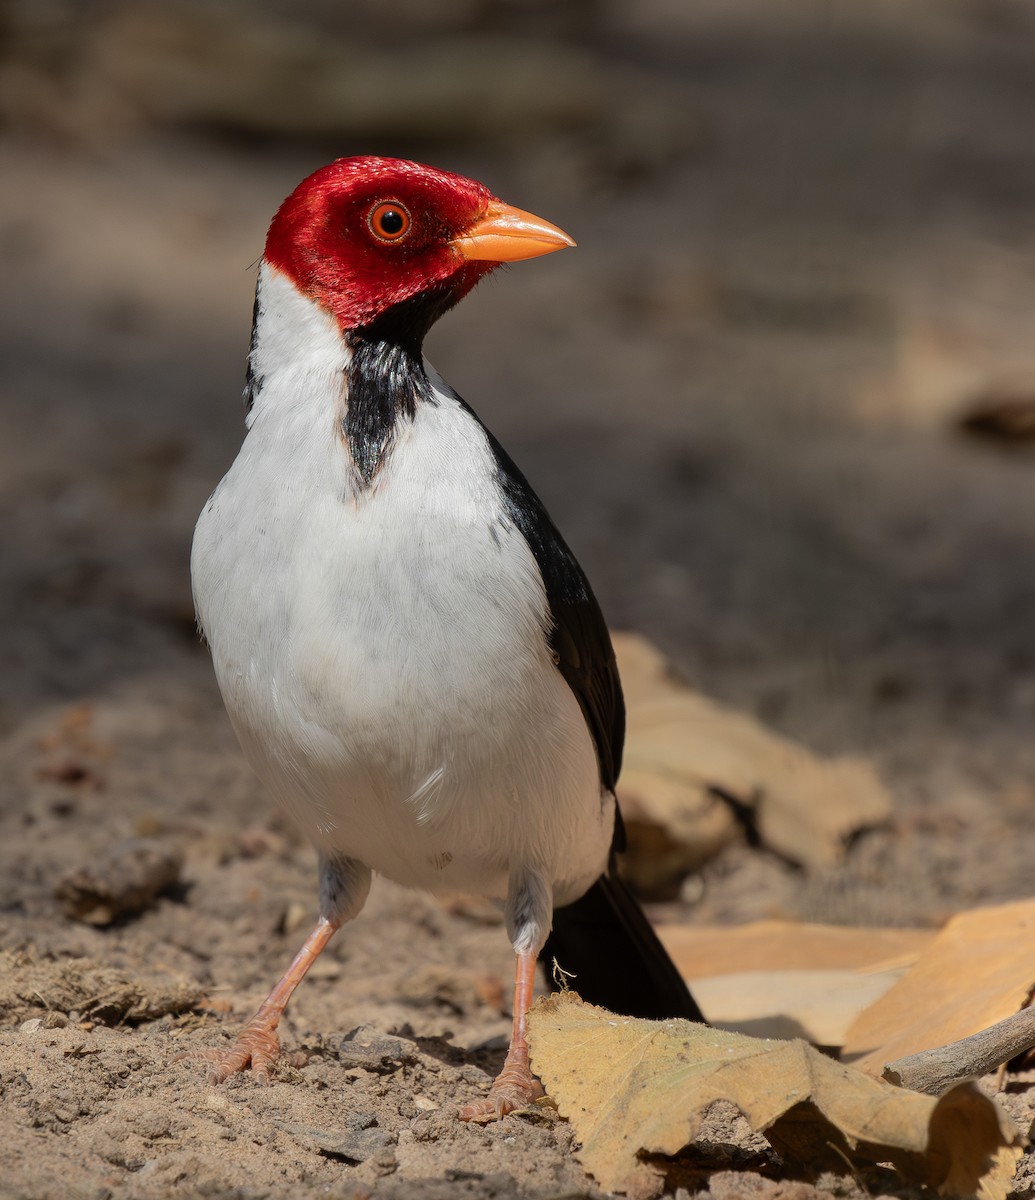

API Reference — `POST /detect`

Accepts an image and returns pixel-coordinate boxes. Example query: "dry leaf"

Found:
[658,919,934,977]
[618,766,735,897]
[656,921,933,1043]
[688,968,911,1045]
[527,992,1021,1200]
[614,633,891,871]
[844,897,1035,1074]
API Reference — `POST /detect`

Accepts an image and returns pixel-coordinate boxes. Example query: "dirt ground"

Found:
[4,0,1035,1196]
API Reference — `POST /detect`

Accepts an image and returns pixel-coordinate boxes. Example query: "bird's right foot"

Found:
[200,1017,281,1085]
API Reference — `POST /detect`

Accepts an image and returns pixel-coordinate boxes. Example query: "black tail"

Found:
[541,872,705,1022]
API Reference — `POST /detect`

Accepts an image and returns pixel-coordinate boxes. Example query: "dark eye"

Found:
[368,200,411,242]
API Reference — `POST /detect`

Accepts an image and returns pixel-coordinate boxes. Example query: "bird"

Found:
[190,155,703,1120]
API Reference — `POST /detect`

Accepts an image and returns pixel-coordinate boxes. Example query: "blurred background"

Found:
[4,0,1035,928]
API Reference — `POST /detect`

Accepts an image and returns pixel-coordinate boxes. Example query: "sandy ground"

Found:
[4,0,1035,1196]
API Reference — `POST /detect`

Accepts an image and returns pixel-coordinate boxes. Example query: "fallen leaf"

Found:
[659,919,934,977]
[688,968,911,1045]
[618,767,735,898]
[656,920,933,1043]
[614,633,891,872]
[843,897,1035,1074]
[527,992,1021,1200]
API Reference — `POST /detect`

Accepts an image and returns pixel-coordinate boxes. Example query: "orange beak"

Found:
[452,199,576,263]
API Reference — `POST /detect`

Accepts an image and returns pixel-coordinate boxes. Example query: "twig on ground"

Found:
[882,1004,1035,1094]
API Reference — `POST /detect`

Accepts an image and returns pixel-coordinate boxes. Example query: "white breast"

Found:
[191,267,611,905]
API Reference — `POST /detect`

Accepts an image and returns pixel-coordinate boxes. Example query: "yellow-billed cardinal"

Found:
[191,156,702,1120]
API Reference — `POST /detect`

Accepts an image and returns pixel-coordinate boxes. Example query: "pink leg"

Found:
[458,949,545,1121]
[203,916,339,1085]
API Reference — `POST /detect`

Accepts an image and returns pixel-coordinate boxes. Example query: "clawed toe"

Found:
[187,1022,282,1085]
[457,1064,545,1122]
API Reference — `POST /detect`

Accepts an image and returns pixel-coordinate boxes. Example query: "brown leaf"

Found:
[686,968,914,1046]
[656,920,934,1043]
[843,897,1035,1074]
[614,633,891,871]
[527,992,1021,1200]
[618,768,735,898]
[659,919,934,977]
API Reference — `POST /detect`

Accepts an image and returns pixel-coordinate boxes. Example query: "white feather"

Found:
[191,265,612,927]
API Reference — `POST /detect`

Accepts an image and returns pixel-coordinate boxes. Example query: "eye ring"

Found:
[368,200,412,242]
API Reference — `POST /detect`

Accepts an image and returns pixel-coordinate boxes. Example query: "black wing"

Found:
[457,399,703,1021]
[456,399,625,796]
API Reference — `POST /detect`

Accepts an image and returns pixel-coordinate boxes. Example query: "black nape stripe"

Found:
[342,288,460,488]
[243,289,263,416]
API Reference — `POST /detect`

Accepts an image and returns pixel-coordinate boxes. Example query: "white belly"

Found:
[192,374,611,904]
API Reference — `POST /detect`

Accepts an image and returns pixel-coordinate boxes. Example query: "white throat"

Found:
[245,262,347,430]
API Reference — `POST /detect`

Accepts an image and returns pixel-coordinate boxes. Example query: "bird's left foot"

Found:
[457,1053,545,1121]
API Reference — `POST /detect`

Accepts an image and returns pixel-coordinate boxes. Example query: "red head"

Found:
[263,156,574,335]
